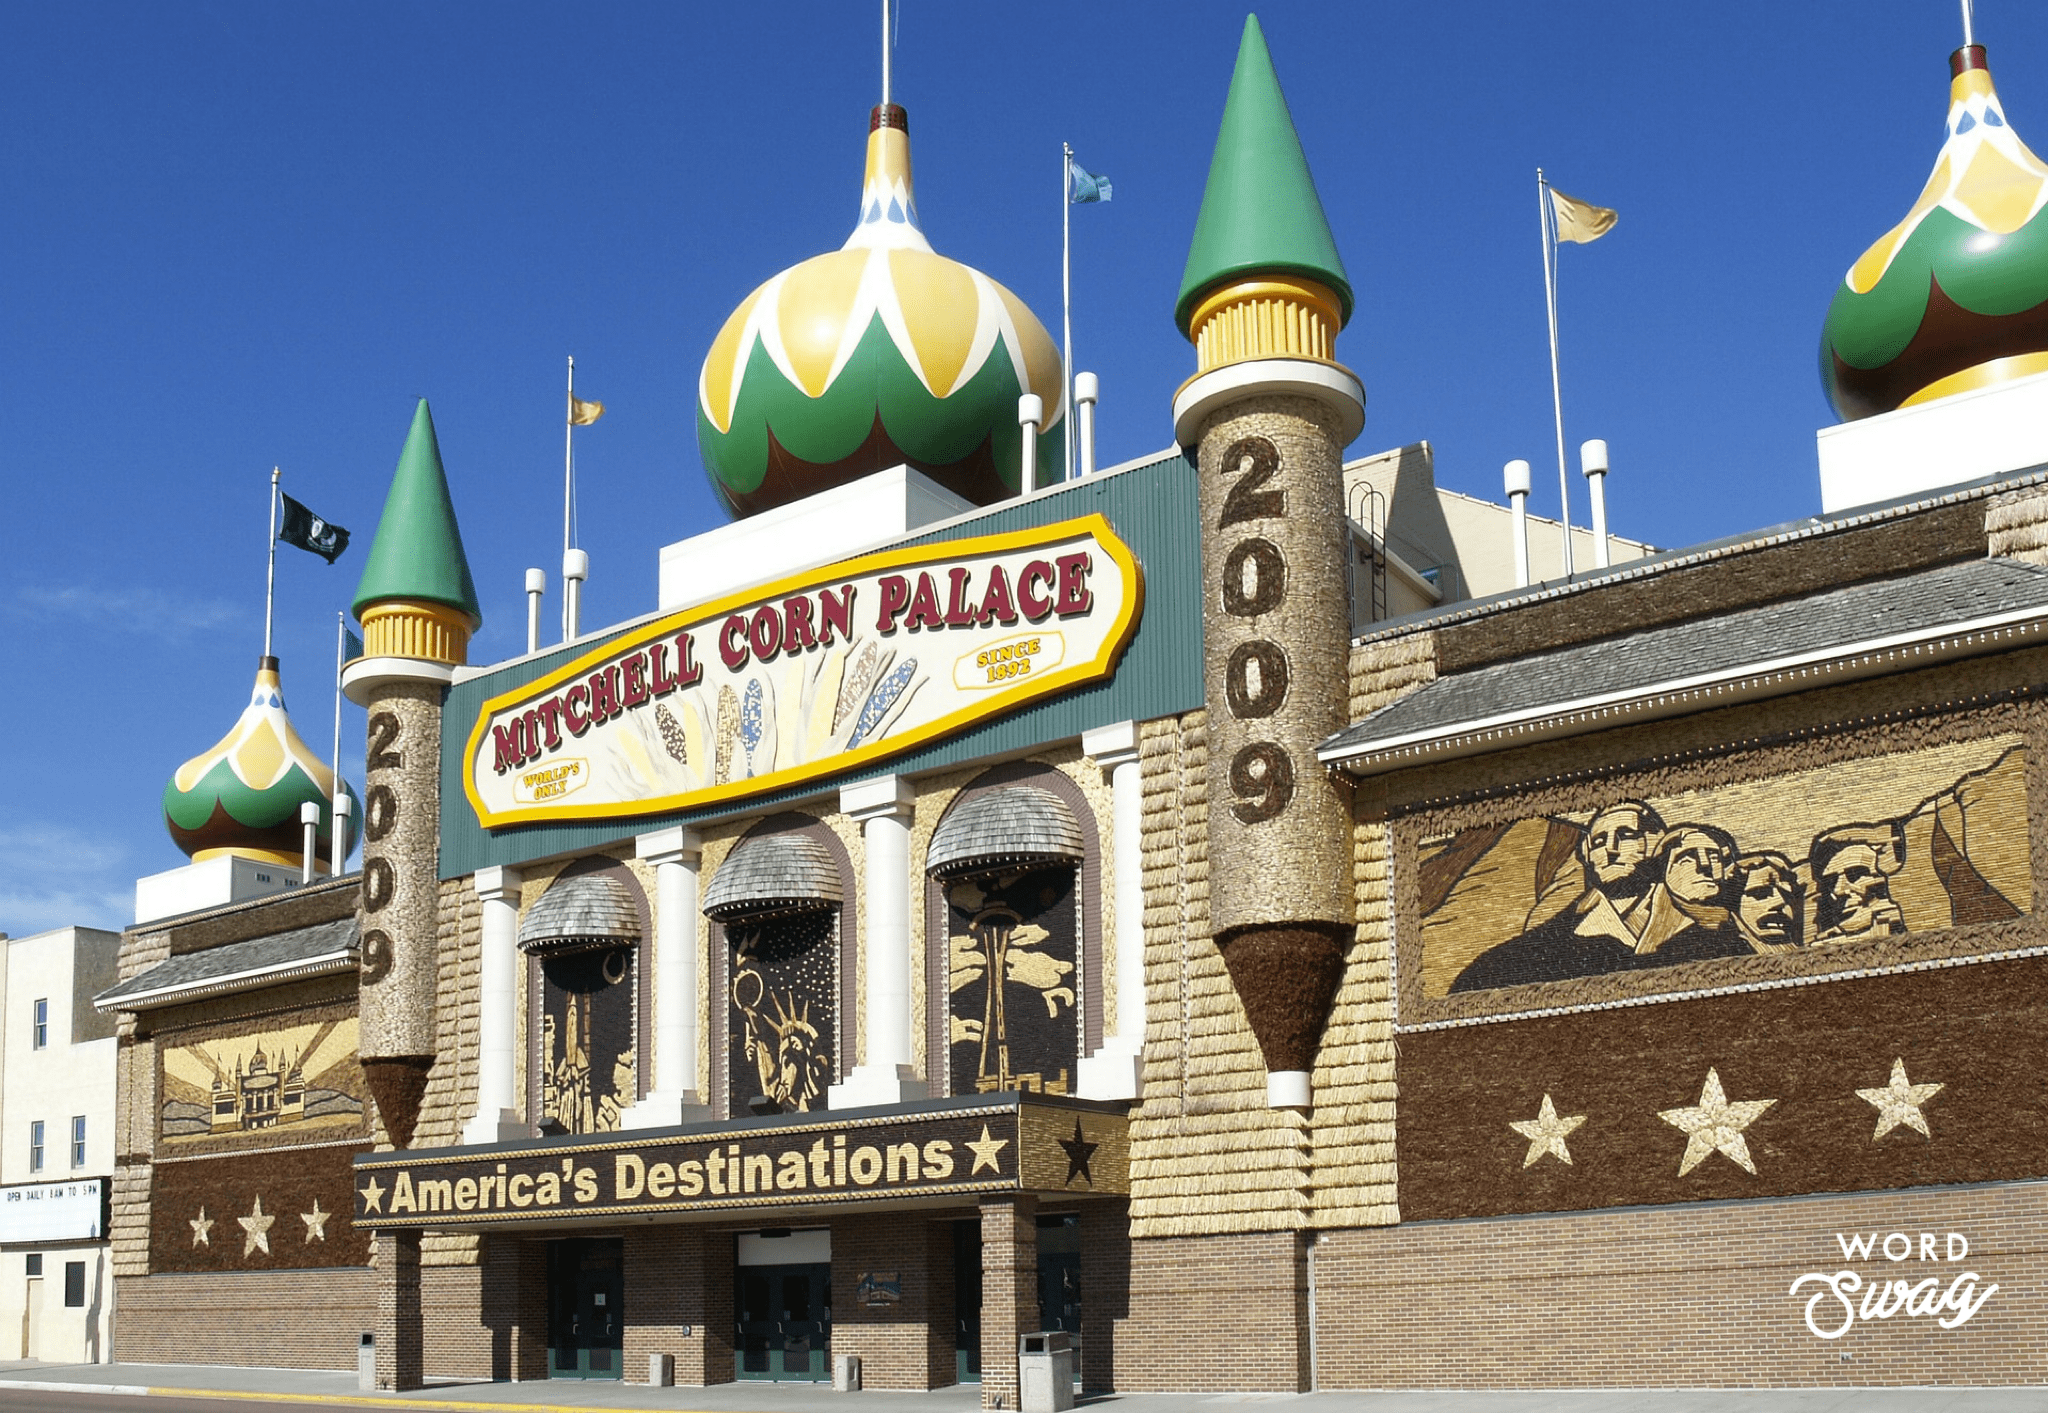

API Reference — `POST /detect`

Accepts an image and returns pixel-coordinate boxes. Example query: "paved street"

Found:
[0,1365,2041,1413]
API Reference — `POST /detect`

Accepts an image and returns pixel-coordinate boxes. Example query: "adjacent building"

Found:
[0,926,119,1364]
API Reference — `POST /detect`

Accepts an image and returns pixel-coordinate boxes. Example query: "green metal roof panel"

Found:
[1175,14,1353,333]
[352,399,484,626]
[437,452,1205,879]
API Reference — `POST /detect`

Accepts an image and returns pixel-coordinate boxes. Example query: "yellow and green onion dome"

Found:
[697,103,1066,518]
[1822,44,2048,421]
[163,657,359,869]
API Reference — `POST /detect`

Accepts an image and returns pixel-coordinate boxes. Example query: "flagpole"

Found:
[564,355,575,561]
[1062,142,1075,482]
[332,610,346,876]
[1539,169,1575,577]
[263,467,280,658]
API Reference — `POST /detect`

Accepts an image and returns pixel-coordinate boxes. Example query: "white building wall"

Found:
[0,927,118,1363]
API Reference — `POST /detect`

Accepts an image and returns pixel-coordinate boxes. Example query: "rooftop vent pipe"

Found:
[1074,372,1099,477]
[1581,439,1611,569]
[1504,459,1532,588]
[1018,394,1044,495]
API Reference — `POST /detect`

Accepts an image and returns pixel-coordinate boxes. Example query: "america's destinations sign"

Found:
[464,515,1144,828]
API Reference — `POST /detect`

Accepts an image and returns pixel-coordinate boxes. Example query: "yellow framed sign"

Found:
[464,515,1143,829]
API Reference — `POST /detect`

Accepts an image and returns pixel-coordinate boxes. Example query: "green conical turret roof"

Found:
[1176,14,1353,335]
[351,399,482,627]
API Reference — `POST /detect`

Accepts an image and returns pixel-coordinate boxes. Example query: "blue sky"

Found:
[2,1,2036,934]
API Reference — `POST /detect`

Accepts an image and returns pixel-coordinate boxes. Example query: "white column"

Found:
[828,775,925,1109]
[1077,721,1144,1100]
[461,865,524,1145]
[622,826,710,1130]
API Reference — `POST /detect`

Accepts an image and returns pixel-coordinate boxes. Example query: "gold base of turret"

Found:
[1188,274,1343,373]
[359,599,472,667]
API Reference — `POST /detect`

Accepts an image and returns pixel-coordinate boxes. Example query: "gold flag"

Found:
[1549,188,1617,244]
[569,396,605,426]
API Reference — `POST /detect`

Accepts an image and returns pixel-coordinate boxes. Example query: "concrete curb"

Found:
[0,1385,729,1413]
[0,1384,152,1397]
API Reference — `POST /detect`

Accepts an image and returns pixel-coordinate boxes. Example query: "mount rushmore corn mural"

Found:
[1414,735,2030,1010]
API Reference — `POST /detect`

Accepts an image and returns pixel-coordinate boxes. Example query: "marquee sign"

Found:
[0,1179,106,1243]
[464,516,1143,829]
[352,1096,1127,1228]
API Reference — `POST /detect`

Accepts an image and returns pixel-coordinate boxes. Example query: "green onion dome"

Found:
[1822,45,2048,421]
[697,103,1066,518]
[163,657,359,870]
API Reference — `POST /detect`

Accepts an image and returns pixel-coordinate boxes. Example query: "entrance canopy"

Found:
[353,1093,1127,1233]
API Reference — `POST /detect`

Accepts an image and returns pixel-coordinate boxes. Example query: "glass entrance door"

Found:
[736,1262,830,1381]
[547,1238,624,1379]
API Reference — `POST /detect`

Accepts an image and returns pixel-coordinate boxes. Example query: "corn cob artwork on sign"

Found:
[464,516,1142,828]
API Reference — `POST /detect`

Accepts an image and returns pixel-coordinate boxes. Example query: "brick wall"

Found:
[979,1195,1036,1408]
[831,1213,954,1389]
[114,1270,375,1368]
[1077,1199,1129,1393]
[1112,1231,1306,1392]
[1314,1180,2048,1388]
[623,1226,733,1386]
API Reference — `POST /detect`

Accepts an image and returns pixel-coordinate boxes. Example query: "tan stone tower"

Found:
[1172,15,1363,1110]
[344,399,481,1150]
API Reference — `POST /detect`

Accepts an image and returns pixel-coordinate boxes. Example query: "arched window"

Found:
[924,765,1101,1097]
[520,860,649,1135]
[703,814,856,1118]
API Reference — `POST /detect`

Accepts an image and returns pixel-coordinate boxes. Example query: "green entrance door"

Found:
[547,1238,624,1379]
[736,1262,830,1381]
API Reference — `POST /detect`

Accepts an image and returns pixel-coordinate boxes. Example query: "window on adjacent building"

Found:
[24,1254,41,1276]
[70,1116,85,1168]
[32,999,47,1049]
[29,1121,45,1173]
[63,1262,84,1308]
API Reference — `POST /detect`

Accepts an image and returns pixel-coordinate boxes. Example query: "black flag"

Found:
[278,493,350,563]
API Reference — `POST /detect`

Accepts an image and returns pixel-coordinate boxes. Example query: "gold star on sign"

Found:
[1856,1058,1944,1140]
[966,1124,1009,1175]
[238,1195,275,1256]
[301,1199,329,1243]
[1659,1068,1775,1176]
[1509,1093,1586,1168]
[358,1176,385,1214]
[189,1207,213,1247]
[1058,1119,1098,1186]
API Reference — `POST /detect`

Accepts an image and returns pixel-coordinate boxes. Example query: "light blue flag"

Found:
[1069,161,1113,204]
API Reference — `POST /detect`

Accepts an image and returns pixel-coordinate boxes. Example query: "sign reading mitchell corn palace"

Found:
[464,516,1142,828]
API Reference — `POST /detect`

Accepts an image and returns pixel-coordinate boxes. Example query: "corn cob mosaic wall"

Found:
[158,1004,367,1154]
[945,867,1079,1097]
[1402,734,2030,1025]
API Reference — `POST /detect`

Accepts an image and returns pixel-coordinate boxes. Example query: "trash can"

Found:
[833,1353,862,1391]
[1017,1332,1073,1413]
[648,1352,674,1387]
[357,1333,376,1392]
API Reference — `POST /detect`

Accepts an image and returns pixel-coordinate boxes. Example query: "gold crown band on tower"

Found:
[360,599,472,666]
[1188,275,1343,373]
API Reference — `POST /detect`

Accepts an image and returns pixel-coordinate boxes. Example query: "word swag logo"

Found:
[1790,1231,1998,1338]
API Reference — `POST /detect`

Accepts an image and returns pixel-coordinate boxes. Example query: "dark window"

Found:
[29,1121,44,1173]
[24,1254,41,1276]
[63,1262,84,1308]
[70,1116,85,1168]
[32,1000,46,1049]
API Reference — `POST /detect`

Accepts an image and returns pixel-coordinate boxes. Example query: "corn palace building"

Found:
[101,13,2048,1397]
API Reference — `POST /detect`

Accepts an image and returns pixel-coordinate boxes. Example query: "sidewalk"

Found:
[0,1363,2040,1413]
